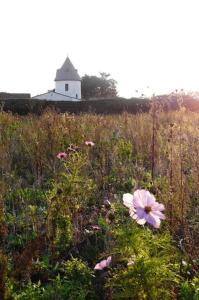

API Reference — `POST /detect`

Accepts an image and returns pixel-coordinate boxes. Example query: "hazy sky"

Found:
[1,0,199,98]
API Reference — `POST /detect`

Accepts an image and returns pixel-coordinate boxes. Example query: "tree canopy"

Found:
[81,72,118,99]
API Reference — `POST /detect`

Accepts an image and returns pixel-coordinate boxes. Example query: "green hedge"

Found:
[0,98,150,115]
[0,96,198,115]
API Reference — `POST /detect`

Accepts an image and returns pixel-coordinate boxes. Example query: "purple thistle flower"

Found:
[56,152,67,160]
[123,189,165,228]
[94,256,112,270]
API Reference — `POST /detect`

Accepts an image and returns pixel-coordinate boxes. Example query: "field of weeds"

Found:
[0,108,199,299]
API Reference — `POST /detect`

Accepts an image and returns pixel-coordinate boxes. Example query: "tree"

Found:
[81,73,117,99]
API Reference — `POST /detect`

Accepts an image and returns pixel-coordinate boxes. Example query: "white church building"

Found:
[33,57,81,101]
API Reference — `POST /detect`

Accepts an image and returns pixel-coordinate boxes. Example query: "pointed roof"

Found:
[55,57,81,81]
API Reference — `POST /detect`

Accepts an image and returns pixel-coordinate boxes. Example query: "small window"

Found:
[65,84,69,91]
[76,94,78,98]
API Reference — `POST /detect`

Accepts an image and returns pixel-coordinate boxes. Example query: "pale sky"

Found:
[1,0,199,98]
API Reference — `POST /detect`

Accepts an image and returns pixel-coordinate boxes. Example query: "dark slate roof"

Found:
[0,92,31,100]
[55,57,81,81]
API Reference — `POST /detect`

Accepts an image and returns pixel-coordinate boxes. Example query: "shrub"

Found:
[107,219,181,300]
[13,258,94,300]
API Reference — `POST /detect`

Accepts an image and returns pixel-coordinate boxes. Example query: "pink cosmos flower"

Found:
[94,256,112,270]
[56,152,67,160]
[85,141,95,147]
[123,189,165,229]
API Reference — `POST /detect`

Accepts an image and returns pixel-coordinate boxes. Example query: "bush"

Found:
[13,258,94,300]
[107,219,181,300]
[0,98,150,115]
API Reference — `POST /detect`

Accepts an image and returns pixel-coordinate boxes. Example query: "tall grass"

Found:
[0,109,199,299]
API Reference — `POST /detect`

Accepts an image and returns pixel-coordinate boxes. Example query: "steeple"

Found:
[33,55,81,101]
[55,57,81,81]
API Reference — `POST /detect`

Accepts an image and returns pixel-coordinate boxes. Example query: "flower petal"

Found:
[152,202,165,211]
[106,256,112,266]
[94,256,112,270]
[152,210,166,220]
[123,193,134,208]
[136,207,145,219]
[94,259,107,270]
[133,189,148,208]
[136,218,146,225]
[146,213,161,228]
[129,210,137,219]
[146,193,156,206]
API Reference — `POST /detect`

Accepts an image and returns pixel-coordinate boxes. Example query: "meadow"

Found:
[0,107,199,299]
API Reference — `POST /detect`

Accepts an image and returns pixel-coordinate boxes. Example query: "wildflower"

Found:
[85,225,101,235]
[94,256,112,270]
[56,152,67,160]
[182,260,188,267]
[67,144,79,153]
[127,255,136,266]
[84,229,92,235]
[91,225,101,231]
[123,189,165,229]
[85,141,95,147]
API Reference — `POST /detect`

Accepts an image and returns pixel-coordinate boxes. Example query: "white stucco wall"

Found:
[55,80,81,99]
[32,92,81,101]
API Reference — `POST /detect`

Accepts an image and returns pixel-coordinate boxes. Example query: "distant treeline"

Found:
[0,96,199,115]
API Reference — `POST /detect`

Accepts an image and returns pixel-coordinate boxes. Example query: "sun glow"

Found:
[0,0,199,98]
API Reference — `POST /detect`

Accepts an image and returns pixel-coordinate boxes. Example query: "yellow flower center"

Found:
[144,206,152,214]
